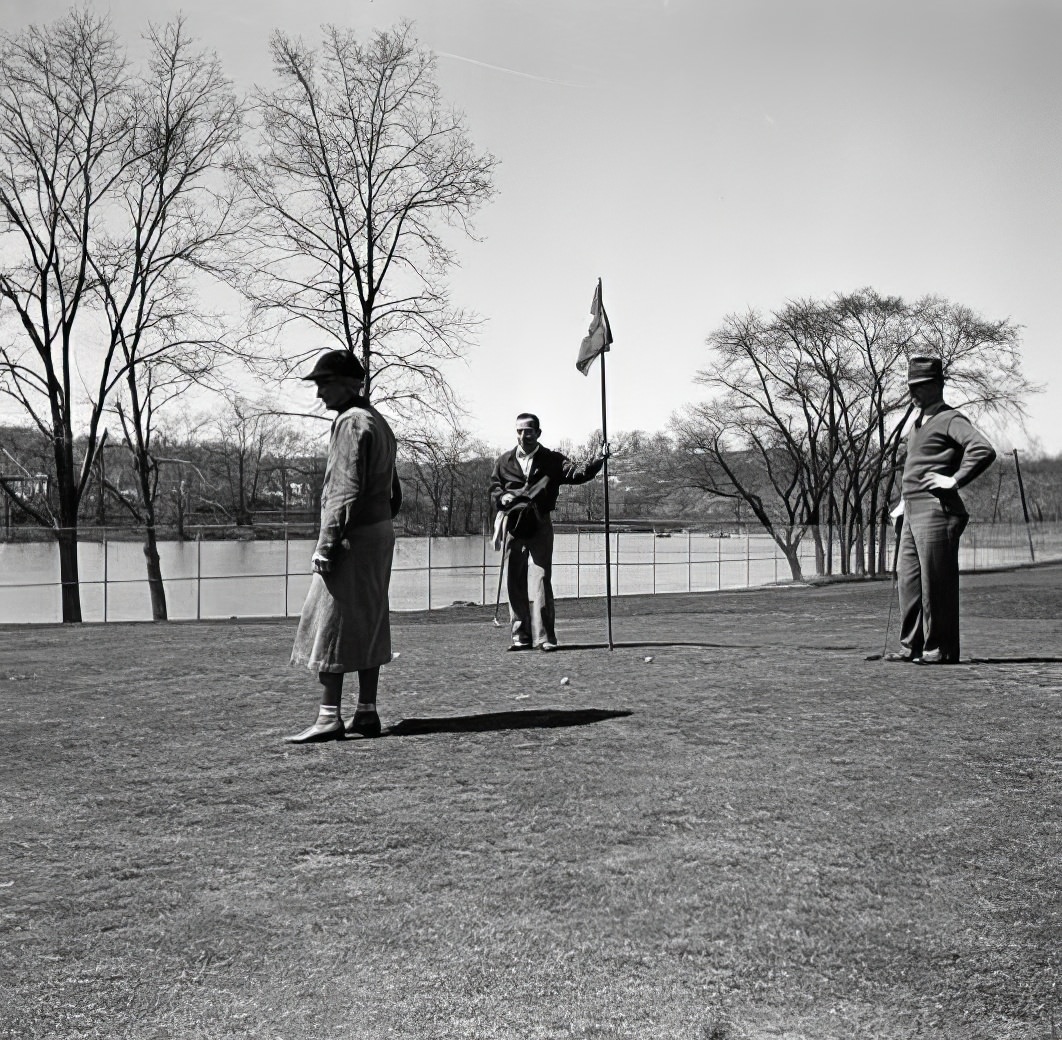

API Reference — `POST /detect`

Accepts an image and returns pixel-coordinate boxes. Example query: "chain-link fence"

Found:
[1,520,1058,624]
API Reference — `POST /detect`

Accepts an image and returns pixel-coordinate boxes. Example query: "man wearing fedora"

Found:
[287,349,402,743]
[489,413,607,652]
[886,356,996,665]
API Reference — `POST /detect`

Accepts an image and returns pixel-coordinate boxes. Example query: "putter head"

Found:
[492,618,502,628]
[865,652,883,661]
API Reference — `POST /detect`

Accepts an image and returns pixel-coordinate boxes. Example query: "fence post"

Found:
[196,533,202,621]
[284,526,290,617]
[615,531,620,597]
[652,532,657,594]
[481,525,487,606]
[576,528,581,599]
[426,535,432,610]
[774,538,778,583]
[717,534,722,590]
[746,529,751,587]
[102,530,108,623]
[687,529,692,592]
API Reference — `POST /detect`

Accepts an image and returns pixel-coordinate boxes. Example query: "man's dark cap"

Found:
[907,356,944,385]
[301,350,365,382]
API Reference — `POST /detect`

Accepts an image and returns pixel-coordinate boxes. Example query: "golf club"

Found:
[491,513,509,627]
[866,515,902,661]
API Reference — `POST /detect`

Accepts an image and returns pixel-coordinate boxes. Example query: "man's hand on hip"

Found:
[925,472,958,491]
[312,552,333,575]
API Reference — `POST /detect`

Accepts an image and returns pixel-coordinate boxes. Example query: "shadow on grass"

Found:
[864,655,1062,665]
[381,707,632,738]
[543,641,761,652]
[964,656,1062,665]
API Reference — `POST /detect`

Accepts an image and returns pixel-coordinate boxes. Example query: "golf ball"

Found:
[560,676,570,685]
[644,656,654,663]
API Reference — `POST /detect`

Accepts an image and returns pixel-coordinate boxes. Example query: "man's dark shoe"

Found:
[507,642,533,652]
[915,650,958,666]
[345,712,382,739]
[285,715,345,744]
[883,651,920,663]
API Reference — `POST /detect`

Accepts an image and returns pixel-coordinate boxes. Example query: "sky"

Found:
[3,0,1061,455]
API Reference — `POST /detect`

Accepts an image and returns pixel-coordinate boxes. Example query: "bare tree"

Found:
[674,290,1036,580]
[93,20,242,620]
[0,10,137,620]
[553,429,641,523]
[672,401,813,580]
[671,307,833,579]
[0,11,242,621]
[195,393,296,527]
[806,291,914,574]
[234,21,496,419]
[402,425,490,536]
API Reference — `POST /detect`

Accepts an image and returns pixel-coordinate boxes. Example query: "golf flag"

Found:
[576,279,613,375]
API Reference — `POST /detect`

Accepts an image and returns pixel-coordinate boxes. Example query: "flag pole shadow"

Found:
[544,640,764,652]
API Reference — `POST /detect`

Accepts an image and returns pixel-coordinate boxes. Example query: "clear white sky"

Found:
[4,0,1061,455]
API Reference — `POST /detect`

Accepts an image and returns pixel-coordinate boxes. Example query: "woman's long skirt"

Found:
[291,519,395,673]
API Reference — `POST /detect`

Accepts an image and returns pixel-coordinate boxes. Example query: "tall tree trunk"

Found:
[838,497,850,575]
[852,518,866,576]
[56,523,82,623]
[95,449,107,527]
[128,413,168,619]
[175,482,186,543]
[54,434,83,623]
[866,486,879,576]
[142,524,167,621]
[811,524,826,576]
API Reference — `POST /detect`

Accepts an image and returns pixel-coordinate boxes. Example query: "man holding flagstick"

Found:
[489,414,608,652]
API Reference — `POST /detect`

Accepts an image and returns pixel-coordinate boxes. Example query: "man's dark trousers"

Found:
[897,494,969,661]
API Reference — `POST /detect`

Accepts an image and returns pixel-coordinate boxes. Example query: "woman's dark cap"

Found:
[301,350,365,381]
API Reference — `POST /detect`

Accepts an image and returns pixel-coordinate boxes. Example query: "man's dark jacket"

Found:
[489,446,605,516]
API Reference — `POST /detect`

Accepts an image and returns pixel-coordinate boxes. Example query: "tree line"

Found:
[4,398,1058,544]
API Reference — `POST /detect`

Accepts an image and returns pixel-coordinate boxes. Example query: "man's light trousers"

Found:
[507,517,556,648]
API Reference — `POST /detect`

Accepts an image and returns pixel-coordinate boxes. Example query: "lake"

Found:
[0,531,811,624]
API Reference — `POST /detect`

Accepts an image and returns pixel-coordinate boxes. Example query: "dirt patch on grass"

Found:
[1,565,1060,1039]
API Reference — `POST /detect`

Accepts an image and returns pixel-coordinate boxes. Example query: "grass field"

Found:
[1,566,1060,1039]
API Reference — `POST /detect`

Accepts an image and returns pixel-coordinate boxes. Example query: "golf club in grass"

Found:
[866,516,902,661]
[491,514,509,627]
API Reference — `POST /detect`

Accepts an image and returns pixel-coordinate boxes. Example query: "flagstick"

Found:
[1013,449,1036,563]
[600,346,614,650]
